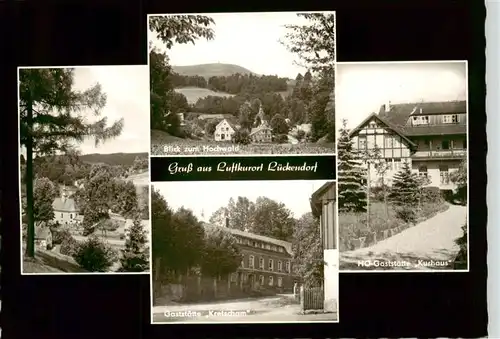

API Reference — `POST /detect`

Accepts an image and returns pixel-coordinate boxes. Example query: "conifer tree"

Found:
[389,160,420,206]
[120,209,150,272]
[337,120,367,213]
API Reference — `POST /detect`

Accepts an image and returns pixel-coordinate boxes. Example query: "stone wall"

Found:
[340,223,412,251]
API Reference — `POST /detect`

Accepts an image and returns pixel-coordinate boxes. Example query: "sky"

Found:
[153,180,331,221]
[149,12,334,79]
[336,61,467,130]
[19,65,150,156]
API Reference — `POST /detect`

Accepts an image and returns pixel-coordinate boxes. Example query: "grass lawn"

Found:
[23,248,87,273]
[151,129,335,155]
[339,200,449,251]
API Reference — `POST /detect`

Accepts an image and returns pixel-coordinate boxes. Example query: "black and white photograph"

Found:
[151,180,338,323]
[148,12,335,156]
[19,66,151,274]
[336,61,468,271]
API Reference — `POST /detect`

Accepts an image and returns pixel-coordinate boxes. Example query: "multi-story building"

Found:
[310,181,338,313]
[205,219,296,293]
[349,100,467,190]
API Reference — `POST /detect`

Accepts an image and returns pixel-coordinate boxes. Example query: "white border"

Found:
[18,65,151,276]
[335,60,470,274]
[147,11,337,159]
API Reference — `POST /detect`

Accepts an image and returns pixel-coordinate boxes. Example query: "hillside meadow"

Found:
[174,87,234,105]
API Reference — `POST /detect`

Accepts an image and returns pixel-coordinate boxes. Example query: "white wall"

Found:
[323,249,339,313]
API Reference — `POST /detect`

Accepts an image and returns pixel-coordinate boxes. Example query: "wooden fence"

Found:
[299,286,324,312]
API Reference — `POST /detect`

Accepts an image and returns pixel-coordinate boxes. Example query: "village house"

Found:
[35,225,53,250]
[250,105,273,143]
[52,189,79,225]
[204,219,296,293]
[214,119,237,141]
[349,100,467,191]
[310,181,338,313]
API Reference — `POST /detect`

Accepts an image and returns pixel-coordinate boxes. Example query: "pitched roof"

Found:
[216,118,237,131]
[379,100,467,126]
[52,197,78,212]
[35,227,51,239]
[403,124,467,136]
[202,222,293,256]
[349,113,416,147]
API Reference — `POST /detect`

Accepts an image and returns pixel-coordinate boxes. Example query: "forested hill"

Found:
[172,63,255,78]
[79,153,148,166]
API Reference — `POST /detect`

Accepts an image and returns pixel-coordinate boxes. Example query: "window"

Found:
[384,136,393,148]
[463,137,467,149]
[418,166,428,177]
[439,165,450,184]
[278,247,284,253]
[265,244,271,250]
[249,255,255,268]
[268,276,274,286]
[221,134,225,140]
[261,243,265,249]
[358,136,367,149]
[271,245,277,251]
[393,158,402,171]
[412,116,429,125]
[268,259,274,271]
[441,140,450,150]
[70,213,73,219]
[277,277,283,287]
[442,114,459,124]
[241,259,245,268]
[259,275,265,285]
[259,257,264,269]
[424,139,430,147]
[61,213,63,218]
[277,261,283,272]
[253,241,257,247]
[285,261,291,273]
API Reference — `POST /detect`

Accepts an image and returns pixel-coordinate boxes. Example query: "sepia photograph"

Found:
[18,66,151,274]
[148,12,335,156]
[151,180,338,323]
[336,61,468,272]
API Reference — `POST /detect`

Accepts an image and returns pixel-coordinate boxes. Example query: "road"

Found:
[340,204,467,271]
[152,294,337,323]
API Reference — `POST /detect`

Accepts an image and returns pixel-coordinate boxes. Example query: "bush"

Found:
[233,129,251,145]
[296,129,306,141]
[453,223,468,269]
[73,235,118,272]
[52,228,73,245]
[394,206,417,224]
[421,186,441,202]
[273,134,288,143]
[60,235,80,257]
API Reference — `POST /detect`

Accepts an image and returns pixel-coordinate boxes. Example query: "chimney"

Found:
[385,101,391,113]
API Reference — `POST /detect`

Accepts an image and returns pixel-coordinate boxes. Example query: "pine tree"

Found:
[389,161,420,207]
[337,120,367,213]
[120,209,150,272]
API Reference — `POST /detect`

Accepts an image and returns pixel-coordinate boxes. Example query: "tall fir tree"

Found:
[389,160,420,206]
[337,120,367,213]
[120,209,150,272]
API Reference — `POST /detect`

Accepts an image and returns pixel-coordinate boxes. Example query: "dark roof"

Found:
[379,100,467,126]
[202,222,293,256]
[403,124,467,136]
[349,113,417,147]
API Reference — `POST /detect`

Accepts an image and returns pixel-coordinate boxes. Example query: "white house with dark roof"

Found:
[349,100,467,190]
[214,119,237,141]
[52,190,79,225]
[250,105,272,143]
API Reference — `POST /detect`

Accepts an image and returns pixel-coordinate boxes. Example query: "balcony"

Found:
[412,149,467,159]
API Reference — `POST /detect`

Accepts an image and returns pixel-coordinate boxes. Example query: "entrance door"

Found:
[248,274,255,289]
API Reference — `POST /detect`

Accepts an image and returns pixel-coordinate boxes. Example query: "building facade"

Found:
[310,181,338,313]
[52,190,79,225]
[349,101,467,190]
[249,124,272,143]
[214,119,236,141]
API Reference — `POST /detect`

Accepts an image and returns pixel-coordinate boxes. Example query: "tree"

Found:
[238,101,255,130]
[200,226,242,278]
[209,207,229,227]
[19,68,123,258]
[32,177,58,227]
[232,129,251,145]
[252,197,295,241]
[120,210,150,272]
[337,120,367,213]
[450,159,467,204]
[270,114,289,136]
[292,213,324,287]
[116,180,139,218]
[74,235,118,272]
[389,160,421,223]
[308,74,334,142]
[282,13,336,74]
[370,145,390,217]
[225,197,255,231]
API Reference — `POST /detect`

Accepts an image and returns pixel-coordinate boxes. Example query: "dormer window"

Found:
[412,116,429,126]
[442,114,459,124]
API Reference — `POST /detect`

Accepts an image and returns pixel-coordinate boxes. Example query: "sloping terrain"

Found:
[175,87,234,104]
[172,63,254,78]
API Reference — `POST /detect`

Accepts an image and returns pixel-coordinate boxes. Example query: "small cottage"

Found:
[35,226,53,250]
[250,105,273,143]
[52,190,79,225]
[214,119,237,141]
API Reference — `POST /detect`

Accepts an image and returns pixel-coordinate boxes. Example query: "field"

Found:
[174,87,234,105]
[151,130,335,155]
[172,63,254,78]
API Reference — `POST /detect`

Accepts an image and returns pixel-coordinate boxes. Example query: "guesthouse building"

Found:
[214,119,237,141]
